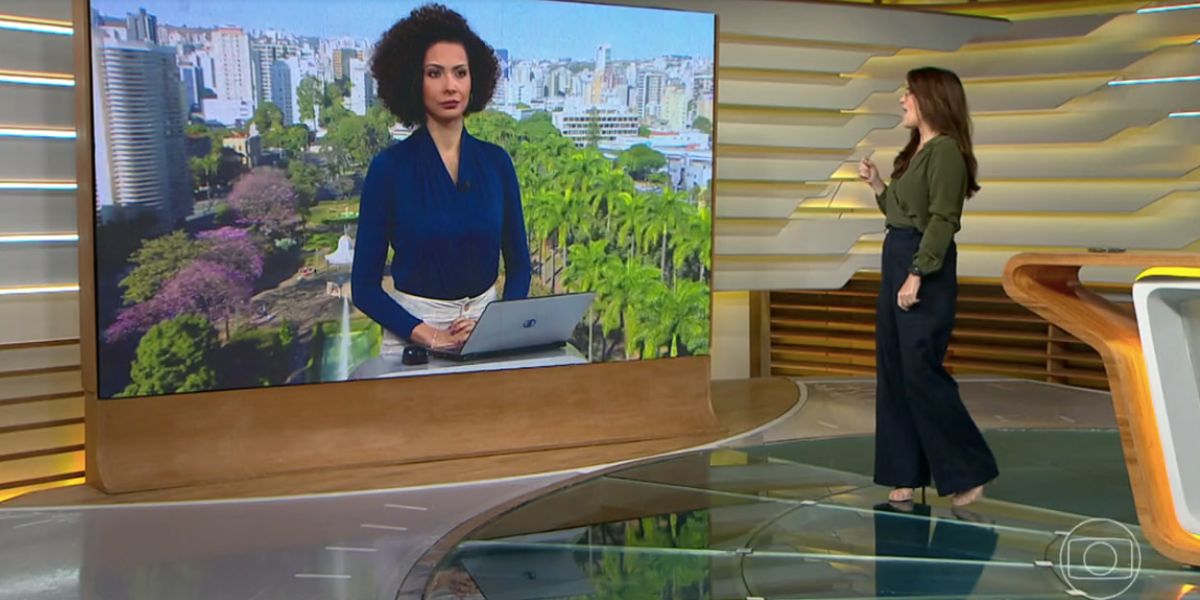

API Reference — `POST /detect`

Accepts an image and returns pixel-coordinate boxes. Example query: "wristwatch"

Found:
[908,265,923,277]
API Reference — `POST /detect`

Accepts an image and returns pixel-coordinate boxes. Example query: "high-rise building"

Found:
[637,72,665,118]
[549,66,571,98]
[252,39,292,106]
[347,57,373,116]
[333,48,358,81]
[212,27,255,108]
[591,44,611,105]
[178,61,203,114]
[661,85,688,131]
[125,8,158,44]
[92,39,191,228]
[270,57,301,125]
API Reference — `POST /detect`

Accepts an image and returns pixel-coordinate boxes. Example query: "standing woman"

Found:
[352,4,531,352]
[858,67,998,507]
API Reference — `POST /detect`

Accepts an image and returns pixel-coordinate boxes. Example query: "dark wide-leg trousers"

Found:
[874,226,998,496]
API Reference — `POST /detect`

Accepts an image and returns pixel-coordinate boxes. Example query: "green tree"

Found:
[253,102,284,140]
[616,144,667,181]
[287,159,323,206]
[120,314,218,397]
[325,114,391,175]
[319,80,351,127]
[297,76,322,129]
[517,111,561,144]
[672,203,712,281]
[645,279,710,358]
[638,125,651,137]
[274,125,310,159]
[645,188,692,275]
[563,240,620,361]
[600,259,661,360]
[466,110,519,151]
[692,115,712,134]
[584,107,602,148]
[119,230,201,304]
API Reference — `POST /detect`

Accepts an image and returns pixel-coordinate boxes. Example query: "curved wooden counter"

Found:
[1003,252,1200,566]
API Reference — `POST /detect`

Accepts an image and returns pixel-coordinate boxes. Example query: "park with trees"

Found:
[95,77,711,398]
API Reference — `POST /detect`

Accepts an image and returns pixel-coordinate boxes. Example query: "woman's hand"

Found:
[858,157,885,196]
[897,273,921,311]
[449,317,477,339]
[410,323,465,350]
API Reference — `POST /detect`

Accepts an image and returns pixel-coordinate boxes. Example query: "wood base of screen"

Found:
[84,356,716,494]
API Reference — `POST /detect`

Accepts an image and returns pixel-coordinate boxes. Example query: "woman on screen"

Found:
[857,67,998,507]
[352,4,531,352]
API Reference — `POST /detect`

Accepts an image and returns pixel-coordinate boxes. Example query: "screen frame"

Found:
[73,0,718,493]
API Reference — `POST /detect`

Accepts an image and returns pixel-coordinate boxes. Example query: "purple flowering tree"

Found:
[227,168,301,241]
[155,260,253,339]
[197,226,265,283]
[106,259,253,342]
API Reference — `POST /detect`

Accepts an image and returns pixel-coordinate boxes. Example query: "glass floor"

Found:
[423,431,1200,599]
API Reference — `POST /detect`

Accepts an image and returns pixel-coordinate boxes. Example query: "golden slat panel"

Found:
[0,395,81,426]
[770,275,1111,388]
[0,190,78,234]
[0,451,84,489]
[0,1,72,22]
[0,372,80,401]
[0,27,74,74]
[0,84,75,128]
[0,295,80,344]
[0,423,83,457]
[0,243,87,285]
[0,343,78,373]
[0,138,76,181]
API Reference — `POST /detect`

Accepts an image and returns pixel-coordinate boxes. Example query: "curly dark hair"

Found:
[371,4,499,127]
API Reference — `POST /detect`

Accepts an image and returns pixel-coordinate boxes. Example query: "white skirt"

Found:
[380,285,498,355]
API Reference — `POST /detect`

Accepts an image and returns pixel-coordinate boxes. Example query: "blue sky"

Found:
[92,0,715,61]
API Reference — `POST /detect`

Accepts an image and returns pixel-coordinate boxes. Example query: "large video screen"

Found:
[87,0,715,398]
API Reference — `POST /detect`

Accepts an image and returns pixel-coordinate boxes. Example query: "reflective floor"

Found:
[426,431,1200,599]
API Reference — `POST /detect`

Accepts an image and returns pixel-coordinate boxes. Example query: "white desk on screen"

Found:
[350,345,587,380]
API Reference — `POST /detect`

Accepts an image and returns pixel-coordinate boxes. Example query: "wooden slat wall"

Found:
[770,273,1123,390]
[0,0,84,502]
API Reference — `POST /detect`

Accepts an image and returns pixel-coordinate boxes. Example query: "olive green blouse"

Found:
[874,135,968,276]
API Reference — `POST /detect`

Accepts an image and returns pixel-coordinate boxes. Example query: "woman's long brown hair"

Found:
[891,67,980,199]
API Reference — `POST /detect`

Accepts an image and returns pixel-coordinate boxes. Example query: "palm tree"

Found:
[563,240,618,361]
[670,204,712,283]
[600,259,662,360]
[655,280,711,357]
[644,188,693,278]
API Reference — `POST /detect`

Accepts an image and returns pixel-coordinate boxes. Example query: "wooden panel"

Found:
[769,272,1113,389]
[1003,251,1200,567]
[6,378,798,506]
[88,357,716,493]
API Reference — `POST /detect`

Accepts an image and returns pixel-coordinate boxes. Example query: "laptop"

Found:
[431,292,595,361]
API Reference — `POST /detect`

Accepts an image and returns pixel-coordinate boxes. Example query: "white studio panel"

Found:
[1134,275,1200,537]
